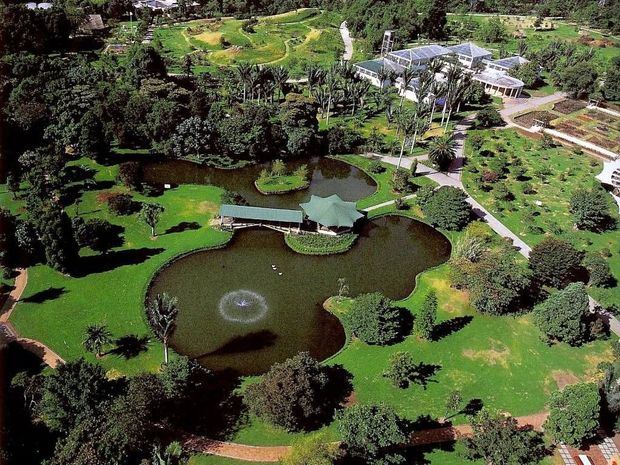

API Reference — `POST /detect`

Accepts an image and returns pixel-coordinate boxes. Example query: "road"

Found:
[339,21,353,61]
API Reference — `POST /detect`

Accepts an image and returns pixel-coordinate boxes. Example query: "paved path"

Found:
[0,268,65,368]
[366,116,532,257]
[183,412,549,462]
[500,91,567,121]
[339,21,353,61]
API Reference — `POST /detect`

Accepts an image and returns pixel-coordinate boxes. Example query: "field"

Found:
[152,9,344,74]
[462,128,620,308]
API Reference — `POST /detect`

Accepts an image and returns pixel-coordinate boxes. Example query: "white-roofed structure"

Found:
[473,71,525,98]
[447,42,493,69]
[484,55,530,72]
[387,45,452,69]
[596,159,620,211]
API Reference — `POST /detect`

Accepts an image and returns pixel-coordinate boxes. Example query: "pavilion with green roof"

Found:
[300,194,364,235]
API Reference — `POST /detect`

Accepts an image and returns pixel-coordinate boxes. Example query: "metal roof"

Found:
[354,58,405,75]
[596,160,620,188]
[448,42,492,58]
[388,44,452,63]
[473,72,524,89]
[300,194,363,228]
[220,204,303,223]
[487,56,529,70]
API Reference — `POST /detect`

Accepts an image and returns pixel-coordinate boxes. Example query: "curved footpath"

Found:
[339,21,353,61]
[0,268,65,368]
[182,412,549,462]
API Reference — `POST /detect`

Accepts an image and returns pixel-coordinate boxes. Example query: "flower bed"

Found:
[553,99,587,114]
[284,232,358,255]
[514,110,557,128]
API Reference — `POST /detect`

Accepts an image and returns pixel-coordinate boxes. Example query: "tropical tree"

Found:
[236,62,252,102]
[398,67,416,107]
[139,203,165,237]
[324,66,340,128]
[83,324,113,357]
[146,292,179,364]
[428,133,456,171]
[271,65,289,101]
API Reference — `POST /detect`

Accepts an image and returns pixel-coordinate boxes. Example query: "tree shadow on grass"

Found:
[109,334,150,359]
[411,362,441,390]
[164,221,201,235]
[461,398,484,416]
[394,305,414,344]
[431,316,473,341]
[21,287,67,304]
[73,247,165,277]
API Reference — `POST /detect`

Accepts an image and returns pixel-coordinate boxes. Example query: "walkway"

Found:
[365,116,532,257]
[500,91,567,123]
[339,21,353,61]
[0,268,65,368]
[183,412,549,462]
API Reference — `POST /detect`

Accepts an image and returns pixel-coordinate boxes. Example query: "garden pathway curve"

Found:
[339,21,353,61]
[0,268,65,368]
[182,412,549,462]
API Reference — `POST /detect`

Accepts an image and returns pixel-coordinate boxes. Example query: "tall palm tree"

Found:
[398,67,416,107]
[428,80,446,124]
[444,74,471,132]
[236,62,252,103]
[350,79,371,115]
[324,66,339,128]
[83,324,112,358]
[396,108,416,168]
[271,65,289,101]
[376,66,388,91]
[146,292,179,364]
[306,65,325,96]
[409,107,431,154]
[428,133,457,171]
[441,63,463,126]
[246,64,260,101]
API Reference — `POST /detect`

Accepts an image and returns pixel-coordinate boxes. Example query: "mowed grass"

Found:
[461,129,620,308]
[4,158,232,375]
[153,9,344,74]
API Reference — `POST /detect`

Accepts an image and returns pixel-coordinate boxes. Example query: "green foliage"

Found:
[82,324,113,357]
[118,162,143,190]
[556,62,599,99]
[569,188,612,231]
[465,410,547,465]
[383,351,417,388]
[146,292,179,364]
[138,203,165,236]
[529,237,583,288]
[282,433,339,465]
[511,62,540,88]
[421,186,472,231]
[390,168,412,193]
[428,134,456,171]
[271,159,287,177]
[475,108,504,128]
[368,160,386,174]
[107,193,138,216]
[534,282,591,346]
[476,17,508,43]
[415,291,437,340]
[285,233,358,255]
[583,253,614,288]
[545,382,600,446]
[171,117,213,163]
[73,218,122,254]
[338,403,406,463]
[244,352,347,431]
[344,292,401,345]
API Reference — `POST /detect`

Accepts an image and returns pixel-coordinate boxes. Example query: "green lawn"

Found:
[462,128,620,308]
[153,9,344,75]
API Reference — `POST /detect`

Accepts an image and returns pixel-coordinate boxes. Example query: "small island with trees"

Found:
[255,160,310,195]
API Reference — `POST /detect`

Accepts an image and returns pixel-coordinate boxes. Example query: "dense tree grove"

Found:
[529,237,583,288]
[420,186,472,231]
[343,292,403,345]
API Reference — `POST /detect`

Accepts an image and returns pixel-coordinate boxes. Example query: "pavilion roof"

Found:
[220,204,303,223]
[300,194,364,228]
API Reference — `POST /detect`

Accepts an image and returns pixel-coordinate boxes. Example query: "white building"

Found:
[596,159,620,211]
[354,33,528,101]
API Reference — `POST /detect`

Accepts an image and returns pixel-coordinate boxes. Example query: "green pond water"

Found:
[146,157,451,375]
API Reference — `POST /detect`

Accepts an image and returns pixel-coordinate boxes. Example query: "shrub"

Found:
[383,352,417,388]
[107,193,138,215]
[545,383,600,446]
[390,168,411,193]
[344,292,401,345]
[534,282,590,346]
[337,404,407,463]
[416,185,435,207]
[394,197,408,210]
[327,125,362,154]
[415,291,437,339]
[118,161,143,190]
[244,352,349,431]
[569,188,612,231]
[221,190,248,205]
[529,237,583,288]
[421,186,472,231]
[476,108,504,128]
[583,253,613,288]
[367,160,385,174]
[469,133,485,151]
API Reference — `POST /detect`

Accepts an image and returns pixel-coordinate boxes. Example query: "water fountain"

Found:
[218,289,268,324]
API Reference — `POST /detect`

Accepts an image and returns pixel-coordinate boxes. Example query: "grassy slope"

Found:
[461,128,620,308]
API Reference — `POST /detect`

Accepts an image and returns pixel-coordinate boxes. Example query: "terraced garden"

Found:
[152,8,344,74]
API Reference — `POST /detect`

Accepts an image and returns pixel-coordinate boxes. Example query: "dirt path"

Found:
[183,412,549,462]
[0,268,65,368]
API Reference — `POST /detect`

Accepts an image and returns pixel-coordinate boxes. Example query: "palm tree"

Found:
[246,64,260,101]
[83,324,112,358]
[324,66,339,128]
[398,67,416,107]
[376,66,388,90]
[444,74,471,132]
[409,108,431,154]
[146,292,179,364]
[396,108,415,168]
[441,63,463,126]
[236,62,252,102]
[271,65,289,101]
[428,133,456,171]
[306,65,325,96]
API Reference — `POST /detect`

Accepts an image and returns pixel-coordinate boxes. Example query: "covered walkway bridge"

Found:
[219,204,303,233]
